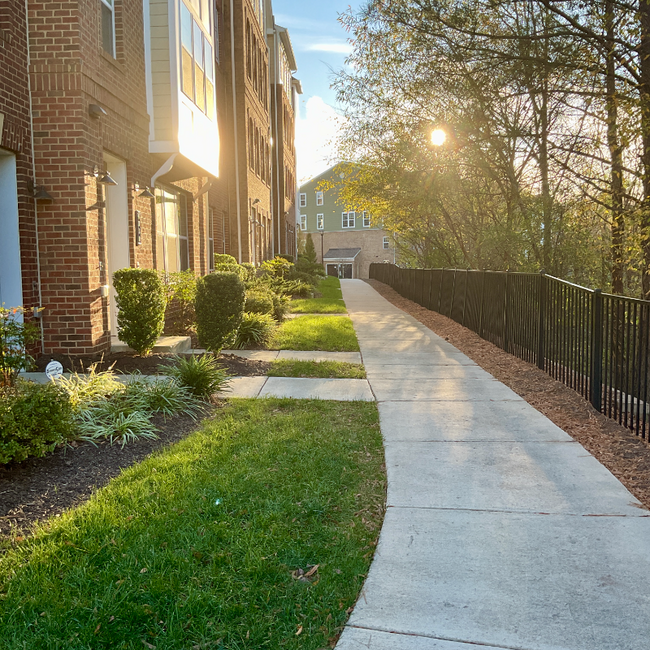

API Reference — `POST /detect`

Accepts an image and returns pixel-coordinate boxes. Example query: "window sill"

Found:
[100,49,125,73]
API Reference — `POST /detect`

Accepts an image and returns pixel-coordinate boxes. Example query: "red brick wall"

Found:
[28,0,152,355]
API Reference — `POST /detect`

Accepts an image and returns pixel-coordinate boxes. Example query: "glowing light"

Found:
[430,128,447,147]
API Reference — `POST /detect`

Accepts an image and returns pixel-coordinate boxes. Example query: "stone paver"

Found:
[336,279,650,650]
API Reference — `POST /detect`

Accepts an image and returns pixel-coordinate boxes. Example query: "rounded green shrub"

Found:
[245,289,275,316]
[233,312,276,349]
[113,268,167,355]
[195,271,245,352]
[0,381,75,464]
[214,262,247,281]
[214,254,238,265]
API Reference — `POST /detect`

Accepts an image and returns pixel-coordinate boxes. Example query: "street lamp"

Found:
[430,128,447,147]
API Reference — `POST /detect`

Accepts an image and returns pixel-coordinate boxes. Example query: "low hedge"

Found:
[0,381,75,465]
[113,268,167,355]
[195,271,245,351]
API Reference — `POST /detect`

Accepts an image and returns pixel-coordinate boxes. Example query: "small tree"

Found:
[195,272,245,351]
[304,233,317,264]
[0,306,40,388]
[113,268,167,355]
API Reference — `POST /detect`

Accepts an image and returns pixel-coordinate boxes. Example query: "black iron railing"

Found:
[369,263,650,441]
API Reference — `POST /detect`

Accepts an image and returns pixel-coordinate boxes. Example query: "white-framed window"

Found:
[342,211,355,228]
[316,191,323,206]
[363,211,370,227]
[155,186,190,273]
[100,0,115,57]
[300,214,307,231]
[299,193,306,208]
[383,236,390,249]
[181,1,216,119]
[317,213,324,230]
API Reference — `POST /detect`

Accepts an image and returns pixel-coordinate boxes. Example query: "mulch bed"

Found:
[366,279,650,511]
[0,411,211,539]
[33,352,271,377]
[1,353,272,540]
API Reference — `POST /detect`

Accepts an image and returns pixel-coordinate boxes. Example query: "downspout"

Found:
[25,0,45,354]
[273,28,281,255]
[230,0,243,262]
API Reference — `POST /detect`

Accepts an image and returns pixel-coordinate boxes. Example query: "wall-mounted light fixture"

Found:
[89,104,107,119]
[86,166,118,185]
[98,170,118,186]
[28,180,53,201]
[138,186,155,199]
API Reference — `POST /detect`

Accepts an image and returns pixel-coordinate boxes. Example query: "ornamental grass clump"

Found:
[158,354,229,400]
[113,268,167,355]
[195,271,245,351]
[233,312,276,349]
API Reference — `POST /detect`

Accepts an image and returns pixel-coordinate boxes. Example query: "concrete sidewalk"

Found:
[336,279,650,650]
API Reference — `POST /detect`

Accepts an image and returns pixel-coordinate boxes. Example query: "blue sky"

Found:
[270,0,362,182]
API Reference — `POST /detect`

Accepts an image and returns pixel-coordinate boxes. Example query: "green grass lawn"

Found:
[0,399,385,650]
[268,360,366,379]
[289,298,347,314]
[290,277,346,314]
[270,316,360,352]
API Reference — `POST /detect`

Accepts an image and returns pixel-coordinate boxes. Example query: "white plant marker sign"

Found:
[45,360,64,380]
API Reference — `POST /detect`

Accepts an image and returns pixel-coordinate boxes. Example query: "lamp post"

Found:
[251,198,261,265]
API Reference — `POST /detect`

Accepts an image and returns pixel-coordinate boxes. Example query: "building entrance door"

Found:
[0,150,23,309]
[104,153,129,337]
[340,263,353,279]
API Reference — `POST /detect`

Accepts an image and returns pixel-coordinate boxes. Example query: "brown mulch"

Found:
[367,279,650,511]
[0,411,213,539]
[1,352,272,540]
[33,352,271,377]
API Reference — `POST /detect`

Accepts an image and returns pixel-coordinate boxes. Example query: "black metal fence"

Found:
[369,263,650,441]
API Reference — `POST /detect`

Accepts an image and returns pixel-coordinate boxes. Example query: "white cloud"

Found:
[295,96,345,183]
[305,42,353,54]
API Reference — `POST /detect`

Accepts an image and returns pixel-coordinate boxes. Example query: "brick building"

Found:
[298,166,396,279]
[1,0,299,358]
[266,5,300,259]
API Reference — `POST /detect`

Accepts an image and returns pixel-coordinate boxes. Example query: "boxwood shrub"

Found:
[195,271,245,351]
[113,268,167,355]
[0,381,75,465]
[245,289,275,316]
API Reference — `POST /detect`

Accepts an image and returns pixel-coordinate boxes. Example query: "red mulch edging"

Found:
[367,279,650,510]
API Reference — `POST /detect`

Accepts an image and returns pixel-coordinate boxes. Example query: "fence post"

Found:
[477,269,485,338]
[451,268,457,318]
[590,288,603,411]
[438,268,444,312]
[504,270,510,352]
[461,269,468,326]
[537,270,546,370]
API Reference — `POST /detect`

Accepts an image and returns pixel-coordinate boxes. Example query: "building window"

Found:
[181,1,215,119]
[299,193,306,208]
[316,191,323,206]
[383,236,390,249]
[300,214,307,231]
[342,211,355,228]
[317,214,324,230]
[363,211,370,227]
[100,0,115,56]
[155,187,189,273]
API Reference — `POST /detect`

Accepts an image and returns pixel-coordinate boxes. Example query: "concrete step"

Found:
[110,335,191,354]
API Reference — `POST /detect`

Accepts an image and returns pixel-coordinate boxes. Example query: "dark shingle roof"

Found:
[323,248,362,260]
